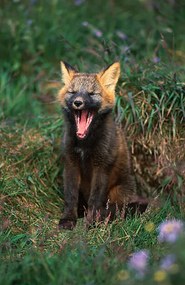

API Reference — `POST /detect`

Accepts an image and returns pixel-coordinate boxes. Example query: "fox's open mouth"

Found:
[74,110,94,139]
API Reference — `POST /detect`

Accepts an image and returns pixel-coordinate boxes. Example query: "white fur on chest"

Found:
[75,147,85,160]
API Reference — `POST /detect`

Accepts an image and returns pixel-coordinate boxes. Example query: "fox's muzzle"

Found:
[72,96,85,110]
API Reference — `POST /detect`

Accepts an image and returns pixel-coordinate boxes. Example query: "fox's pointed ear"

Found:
[98,62,120,92]
[60,61,77,85]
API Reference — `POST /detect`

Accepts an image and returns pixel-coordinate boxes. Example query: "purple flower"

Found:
[82,21,102,38]
[128,250,149,276]
[160,254,176,271]
[74,0,85,5]
[158,220,184,243]
[152,56,160,63]
[92,29,102,38]
[116,30,128,41]
[120,45,130,55]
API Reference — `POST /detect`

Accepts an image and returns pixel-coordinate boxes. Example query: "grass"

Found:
[0,0,185,284]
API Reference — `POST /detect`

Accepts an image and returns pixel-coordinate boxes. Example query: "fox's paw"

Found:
[58,219,77,230]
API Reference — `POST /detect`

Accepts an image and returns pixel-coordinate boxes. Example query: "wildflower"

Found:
[82,21,102,38]
[160,255,179,274]
[116,30,128,41]
[120,45,130,55]
[169,264,179,274]
[128,250,149,276]
[74,0,85,5]
[152,56,160,63]
[158,220,184,243]
[160,254,176,271]
[92,28,102,38]
[154,270,167,282]
[145,221,155,232]
[117,270,129,281]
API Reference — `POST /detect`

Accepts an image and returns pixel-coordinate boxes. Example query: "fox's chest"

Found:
[75,147,93,171]
[75,147,93,197]
[75,147,86,161]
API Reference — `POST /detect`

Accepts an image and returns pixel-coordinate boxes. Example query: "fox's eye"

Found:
[89,92,100,96]
[68,91,76,94]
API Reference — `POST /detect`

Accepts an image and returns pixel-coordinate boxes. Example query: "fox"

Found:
[58,61,148,230]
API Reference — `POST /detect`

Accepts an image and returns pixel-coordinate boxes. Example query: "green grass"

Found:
[0,0,185,284]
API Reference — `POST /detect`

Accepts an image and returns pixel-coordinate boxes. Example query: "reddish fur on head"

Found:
[96,62,120,109]
[58,62,120,140]
[58,61,120,110]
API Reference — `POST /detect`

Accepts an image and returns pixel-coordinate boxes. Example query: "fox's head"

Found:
[58,62,120,139]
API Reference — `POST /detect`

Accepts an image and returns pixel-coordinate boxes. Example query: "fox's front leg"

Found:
[87,168,109,225]
[59,160,80,230]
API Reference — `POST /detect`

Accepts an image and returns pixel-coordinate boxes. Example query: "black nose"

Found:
[72,97,84,109]
[74,100,83,107]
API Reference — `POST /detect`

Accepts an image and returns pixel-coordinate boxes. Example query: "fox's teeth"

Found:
[87,112,91,121]
[87,112,92,125]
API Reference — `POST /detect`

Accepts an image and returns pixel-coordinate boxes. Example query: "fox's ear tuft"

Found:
[60,61,77,85]
[98,62,120,92]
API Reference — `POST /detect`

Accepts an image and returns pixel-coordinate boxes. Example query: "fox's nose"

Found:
[72,97,84,109]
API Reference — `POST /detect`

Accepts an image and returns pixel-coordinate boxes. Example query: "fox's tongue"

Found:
[75,110,93,139]
[77,110,88,137]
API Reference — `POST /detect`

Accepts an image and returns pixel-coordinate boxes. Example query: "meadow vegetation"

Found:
[0,0,185,284]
